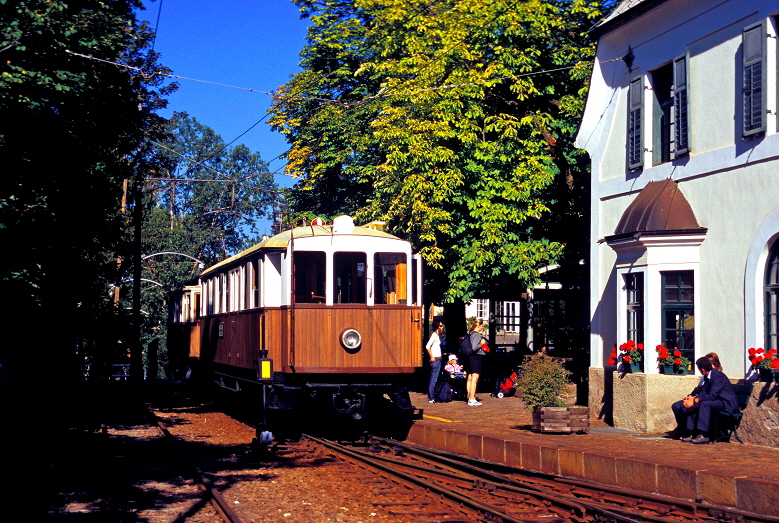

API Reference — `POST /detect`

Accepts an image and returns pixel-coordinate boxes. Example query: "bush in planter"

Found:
[515,353,571,409]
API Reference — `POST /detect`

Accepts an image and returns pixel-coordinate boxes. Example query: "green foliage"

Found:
[270,0,606,304]
[0,0,174,384]
[123,114,277,377]
[515,353,571,408]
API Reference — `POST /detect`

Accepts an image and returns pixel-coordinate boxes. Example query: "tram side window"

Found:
[252,258,262,307]
[294,251,326,303]
[334,252,367,303]
[374,253,407,304]
[194,292,201,319]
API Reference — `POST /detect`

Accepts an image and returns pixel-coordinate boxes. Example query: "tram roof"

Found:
[201,222,402,276]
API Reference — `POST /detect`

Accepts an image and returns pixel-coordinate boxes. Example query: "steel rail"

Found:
[309,435,593,523]
[373,437,779,523]
[149,410,244,523]
[355,440,688,523]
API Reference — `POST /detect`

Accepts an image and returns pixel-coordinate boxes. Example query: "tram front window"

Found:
[334,252,367,304]
[374,253,407,304]
[294,251,326,303]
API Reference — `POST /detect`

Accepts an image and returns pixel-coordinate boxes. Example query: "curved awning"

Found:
[605,178,707,242]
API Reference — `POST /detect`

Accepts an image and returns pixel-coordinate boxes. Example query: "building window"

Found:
[293,251,326,303]
[743,20,766,137]
[625,273,644,344]
[476,299,488,320]
[765,242,779,350]
[374,252,407,304]
[651,56,689,165]
[497,301,520,333]
[651,64,673,165]
[333,252,366,304]
[661,271,694,373]
[628,75,644,170]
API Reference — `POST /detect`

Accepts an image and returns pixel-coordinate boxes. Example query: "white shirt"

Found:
[426,331,442,358]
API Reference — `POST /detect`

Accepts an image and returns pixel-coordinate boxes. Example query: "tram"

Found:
[168,215,424,439]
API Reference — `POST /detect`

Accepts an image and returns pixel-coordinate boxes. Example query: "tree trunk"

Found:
[443,300,467,343]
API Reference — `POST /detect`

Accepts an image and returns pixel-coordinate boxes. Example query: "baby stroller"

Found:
[491,371,518,398]
[440,354,468,401]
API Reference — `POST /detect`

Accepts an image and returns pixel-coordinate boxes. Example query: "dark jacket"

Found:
[691,368,738,413]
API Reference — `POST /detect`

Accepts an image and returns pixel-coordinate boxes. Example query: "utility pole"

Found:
[130,173,144,382]
[114,178,129,307]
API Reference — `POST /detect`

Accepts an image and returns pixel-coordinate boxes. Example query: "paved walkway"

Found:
[405,392,779,517]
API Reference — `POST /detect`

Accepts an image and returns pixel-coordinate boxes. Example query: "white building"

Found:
[576,0,779,431]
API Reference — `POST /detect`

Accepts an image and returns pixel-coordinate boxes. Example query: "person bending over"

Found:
[671,356,738,444]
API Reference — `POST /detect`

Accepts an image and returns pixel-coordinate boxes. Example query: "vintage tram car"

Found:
[168,216,423,438]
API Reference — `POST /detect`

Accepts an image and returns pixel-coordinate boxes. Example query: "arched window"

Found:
[764,241,779,351]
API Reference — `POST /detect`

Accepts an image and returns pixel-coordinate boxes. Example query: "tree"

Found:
[127,113,277,377]
[270,0,606,335]
[0,0,174,387]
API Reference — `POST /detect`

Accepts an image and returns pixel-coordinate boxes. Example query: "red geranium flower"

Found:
[607,358,616,365]
[673,349,681,357]
[749,347,756,356]
[771,358,779,370]
[757,348,765,354]
[637,343,644,351]
[623,355,632,363]
[674,358,681,365]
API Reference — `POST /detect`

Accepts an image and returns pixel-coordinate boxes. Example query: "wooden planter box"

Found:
[531,406,589,434]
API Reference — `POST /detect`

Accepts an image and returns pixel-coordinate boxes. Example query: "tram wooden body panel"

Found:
[200,305,421,374]
[288,305,421,372]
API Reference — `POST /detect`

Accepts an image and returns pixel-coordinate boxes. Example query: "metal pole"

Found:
[130,176,144,382]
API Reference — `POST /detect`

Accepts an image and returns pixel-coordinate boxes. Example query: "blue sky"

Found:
[139,0,309,234]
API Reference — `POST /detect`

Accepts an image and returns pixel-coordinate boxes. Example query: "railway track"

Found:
[311,435,779,523]
[50,389,778,523]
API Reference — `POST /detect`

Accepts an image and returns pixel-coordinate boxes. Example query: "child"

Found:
[445,354,465,378]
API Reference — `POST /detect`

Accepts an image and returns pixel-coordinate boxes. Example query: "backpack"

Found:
[435,381,453,403]
[458,332,474,355]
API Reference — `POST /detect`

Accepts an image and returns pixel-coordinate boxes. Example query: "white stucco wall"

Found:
[578,0,779,385]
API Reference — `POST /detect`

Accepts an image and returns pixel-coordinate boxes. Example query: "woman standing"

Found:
[426,320,444,403]
[466,318,487,406]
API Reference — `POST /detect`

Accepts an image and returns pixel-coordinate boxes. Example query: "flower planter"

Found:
[660,365,685,375]
[624,361,642,373]
[531,406,589,434]
[757,368,777,382]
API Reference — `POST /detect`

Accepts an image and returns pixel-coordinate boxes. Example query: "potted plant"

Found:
[748,348,779,381]
[618,340,643,372]
[515,353,588,433]
[656,344,690,374]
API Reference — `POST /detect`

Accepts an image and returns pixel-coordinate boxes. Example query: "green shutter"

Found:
[743,20,766,137]
[628,75,644,170]
[673,54,689,156]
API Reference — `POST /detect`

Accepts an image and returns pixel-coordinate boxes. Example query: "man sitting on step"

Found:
[671,356,738,444]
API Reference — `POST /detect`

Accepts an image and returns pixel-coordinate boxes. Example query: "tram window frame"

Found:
[252,258,261,308]
[293,251,327,303]
[229,267,242,312]
[374,252,408,305]
[333,252,367,304]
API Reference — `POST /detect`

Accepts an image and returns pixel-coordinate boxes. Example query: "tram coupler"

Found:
[332,388,366,421]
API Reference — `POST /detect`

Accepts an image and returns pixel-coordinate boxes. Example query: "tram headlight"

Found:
[340,328,362,350]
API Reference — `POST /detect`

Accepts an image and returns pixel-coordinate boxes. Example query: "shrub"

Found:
[515,353,571,409]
